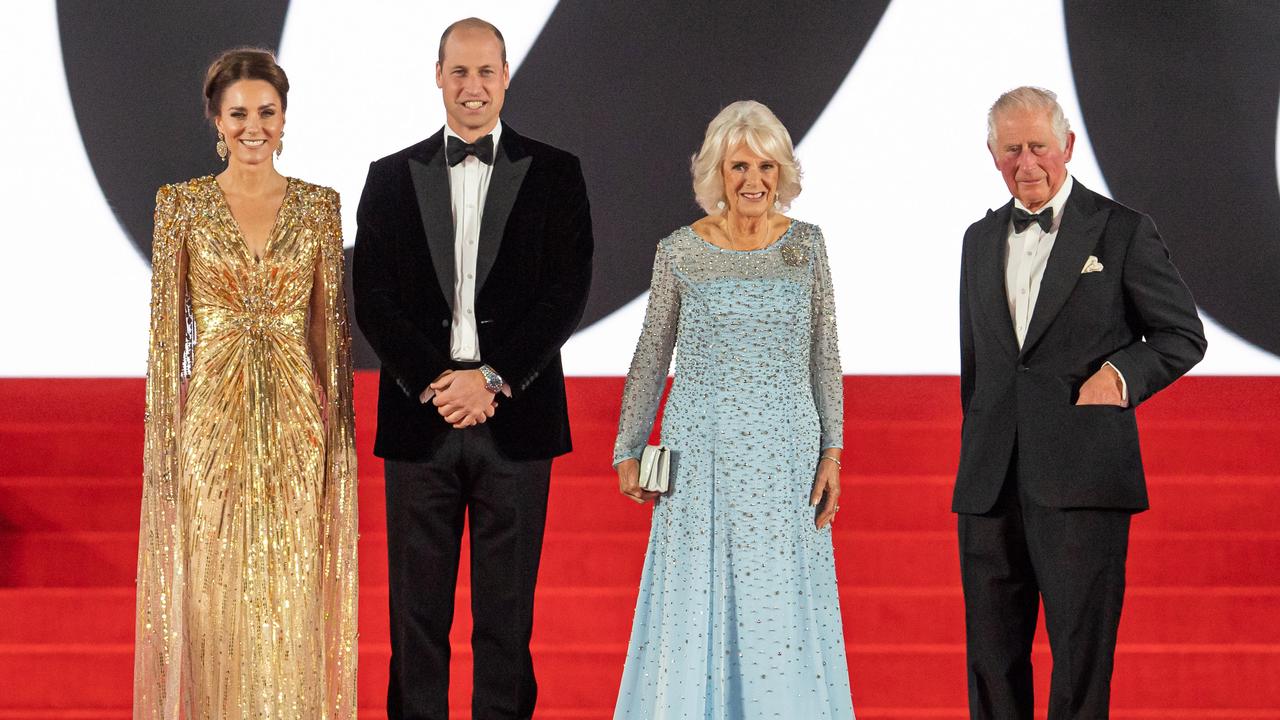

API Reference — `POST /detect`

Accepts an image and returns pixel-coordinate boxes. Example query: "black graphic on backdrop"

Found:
[58,1,889,368]
[61,3,1279,366]
[58,0,290,259]
[1066,2,1280,357]
[505,0,891,328]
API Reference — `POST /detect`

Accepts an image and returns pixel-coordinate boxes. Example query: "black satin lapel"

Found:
[1019,192,1110,357]
[971,204,1019,358]
[409,151,455,310]
[475,137,531,292]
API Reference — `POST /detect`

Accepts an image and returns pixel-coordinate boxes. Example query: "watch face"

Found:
[480,366,503,393]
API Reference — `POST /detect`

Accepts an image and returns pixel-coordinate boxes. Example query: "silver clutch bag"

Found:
[639,444,670,493]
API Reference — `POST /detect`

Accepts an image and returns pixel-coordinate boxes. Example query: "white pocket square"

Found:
[1081,255,1104,274]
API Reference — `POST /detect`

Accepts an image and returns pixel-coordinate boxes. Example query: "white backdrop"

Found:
[2,1,1277,376]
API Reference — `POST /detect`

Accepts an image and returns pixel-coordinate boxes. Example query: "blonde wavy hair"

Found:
[691,100,802,214]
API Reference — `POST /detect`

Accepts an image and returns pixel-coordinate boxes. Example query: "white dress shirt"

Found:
[1004,175,1126,401]
[1005,175,1073,347]
[444,121,502,362]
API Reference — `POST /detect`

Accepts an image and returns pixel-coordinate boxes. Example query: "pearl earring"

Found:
[716,200,726,211]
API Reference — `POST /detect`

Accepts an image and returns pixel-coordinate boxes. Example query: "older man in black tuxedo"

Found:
[353,17,593,720]
[955,86,1206,718]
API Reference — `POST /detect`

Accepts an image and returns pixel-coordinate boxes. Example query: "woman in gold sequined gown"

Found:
[134,49,358,720]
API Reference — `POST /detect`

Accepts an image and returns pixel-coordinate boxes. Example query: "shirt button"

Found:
[1026,251,1033,256]
[1020,289,1027,295]
[467,273,474,279]
[467,309,473,314]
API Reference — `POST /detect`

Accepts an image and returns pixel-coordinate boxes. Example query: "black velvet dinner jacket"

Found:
[954,181,1206,513]
[353,125,594,461]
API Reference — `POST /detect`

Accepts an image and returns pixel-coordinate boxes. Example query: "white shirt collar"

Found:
[1013,174,1073,231]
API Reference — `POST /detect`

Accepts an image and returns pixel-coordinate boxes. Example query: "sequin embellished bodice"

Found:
[614,221,843,464]
[185,176,319,355]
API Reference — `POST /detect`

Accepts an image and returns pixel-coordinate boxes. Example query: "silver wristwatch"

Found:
[478,364,504,394]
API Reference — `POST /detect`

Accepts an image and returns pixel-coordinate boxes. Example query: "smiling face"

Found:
[720,142,779,218]
[990,106,1074,211]
[213,79,284,167]
[436,26,509,141]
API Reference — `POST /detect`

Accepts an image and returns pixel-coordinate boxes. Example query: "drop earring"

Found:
[216,133,228,161]
[276,131,284,158]
[716,199,726,211]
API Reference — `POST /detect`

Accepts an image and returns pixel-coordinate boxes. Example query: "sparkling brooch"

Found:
[780,243,807,267]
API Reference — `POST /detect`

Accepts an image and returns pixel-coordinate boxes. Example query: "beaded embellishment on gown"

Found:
[134,176,358,720]
[613,222,854,718]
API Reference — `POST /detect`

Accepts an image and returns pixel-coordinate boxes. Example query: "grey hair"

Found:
[691,100,802,214]
[986,86,1072,150]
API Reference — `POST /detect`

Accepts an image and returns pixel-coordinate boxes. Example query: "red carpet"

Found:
[1,375,1278,718]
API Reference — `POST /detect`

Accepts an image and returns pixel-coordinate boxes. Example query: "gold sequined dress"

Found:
[134,176,358,720]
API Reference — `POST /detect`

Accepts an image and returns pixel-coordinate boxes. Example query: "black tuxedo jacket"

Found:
[955,181,1206,513]
[353,125,593,461]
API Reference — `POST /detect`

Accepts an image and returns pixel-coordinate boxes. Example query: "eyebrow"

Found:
[226,103,278,111]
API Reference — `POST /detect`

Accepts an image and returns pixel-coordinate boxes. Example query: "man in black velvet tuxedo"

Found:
[352,17,593,720]
[955,86,1206,719]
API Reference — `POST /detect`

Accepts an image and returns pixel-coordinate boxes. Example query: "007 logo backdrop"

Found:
[58,1,1280,367]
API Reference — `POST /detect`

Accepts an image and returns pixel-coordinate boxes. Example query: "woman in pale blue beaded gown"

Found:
[612,100,854,719]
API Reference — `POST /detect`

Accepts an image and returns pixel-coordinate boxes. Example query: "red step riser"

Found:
[6,424,1280,477]
[0,709,1272,720]
[2,645,1276,710]
[4,376,1277,425]
[4,532,1279,588]
[5,588,1278,647]
[0,707,614,712]
[6,475,1277,533]
[0,710,632,720]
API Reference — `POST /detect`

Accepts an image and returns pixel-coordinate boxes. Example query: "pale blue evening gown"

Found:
[612,221,854,719]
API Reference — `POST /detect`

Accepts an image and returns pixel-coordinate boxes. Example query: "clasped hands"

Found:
[1075,364,1128,407]
[420,369,498,428]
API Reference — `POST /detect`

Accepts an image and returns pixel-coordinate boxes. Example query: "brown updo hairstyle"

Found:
[202,48,290,121]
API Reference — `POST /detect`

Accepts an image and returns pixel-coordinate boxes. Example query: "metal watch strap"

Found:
[478,364,504,394]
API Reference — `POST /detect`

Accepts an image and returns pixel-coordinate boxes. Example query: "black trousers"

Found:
[385,423,552,720]
[958,454,1132,719]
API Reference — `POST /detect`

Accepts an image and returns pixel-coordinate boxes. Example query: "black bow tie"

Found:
[1012,206,1054,234]
[446,134,494,166]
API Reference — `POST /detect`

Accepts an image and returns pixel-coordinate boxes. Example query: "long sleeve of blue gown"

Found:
[613,240,680,466]
[809,228,844,451]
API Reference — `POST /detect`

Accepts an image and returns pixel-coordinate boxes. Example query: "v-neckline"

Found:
[211,175,292,263]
